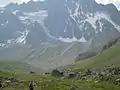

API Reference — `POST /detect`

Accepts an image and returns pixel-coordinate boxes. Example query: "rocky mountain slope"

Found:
[0,0,120,69]
[0,61,42,73]
[63,42,120,70]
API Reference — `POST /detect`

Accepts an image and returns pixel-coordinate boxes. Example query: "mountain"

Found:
[62,42,120,70]
[0,0,120,70]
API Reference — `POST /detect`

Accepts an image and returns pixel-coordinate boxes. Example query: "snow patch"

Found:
[12,10,19,15]
[0,43,8,48]
[0,43,5,47]
[7,39,13,44]
[1,20,8,27]
[15,30,29,44]
[6,30,30,44]
[59,35,87,43]
[0,8,5,13]
[19,16,29,20]
[85,12,120,32]
[66,0,120,34]
[73,1,80,19]
[0,10,4,13]
[19,16,31,25]
[19,10,48,25]
[23,10,48,23]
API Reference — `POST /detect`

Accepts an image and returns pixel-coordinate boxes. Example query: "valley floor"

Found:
[1,73,120,90]
[1,40,120,90]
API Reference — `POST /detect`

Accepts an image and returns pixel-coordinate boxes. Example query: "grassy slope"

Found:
[1,42,120,90]
[0,72,120,90]
[0,61,42,73]
[64,42,120,70]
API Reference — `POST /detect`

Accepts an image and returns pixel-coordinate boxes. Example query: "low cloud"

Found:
[10,0,35,4]
[5,0,120,5]
[95,0,120,10]
[10,0,120,4]
[0,0,120,10]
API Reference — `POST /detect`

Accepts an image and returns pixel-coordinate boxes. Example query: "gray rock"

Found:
[70,86,80,90]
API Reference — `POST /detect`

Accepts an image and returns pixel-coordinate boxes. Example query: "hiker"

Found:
[29,82,34,90]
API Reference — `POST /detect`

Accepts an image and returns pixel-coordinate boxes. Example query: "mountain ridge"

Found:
[0,0,120,45]
[61,41,120,70]
[0,0,120,69]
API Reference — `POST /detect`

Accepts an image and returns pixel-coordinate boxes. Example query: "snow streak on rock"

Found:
[7,29,29,44]
[65,0,120,35]
[15,30,29,44]
[23,10,48,23]
[85,12,120,32]
[59,36,87,43]
[12,10,19,15]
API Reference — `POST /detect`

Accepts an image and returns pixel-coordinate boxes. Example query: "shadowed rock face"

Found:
[0,0,120,69]
[0,0,120,45]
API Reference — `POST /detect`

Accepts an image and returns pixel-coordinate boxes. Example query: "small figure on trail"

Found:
[29,81,34,90]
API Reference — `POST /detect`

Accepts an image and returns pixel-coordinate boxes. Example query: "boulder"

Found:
[70,86,80,90]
